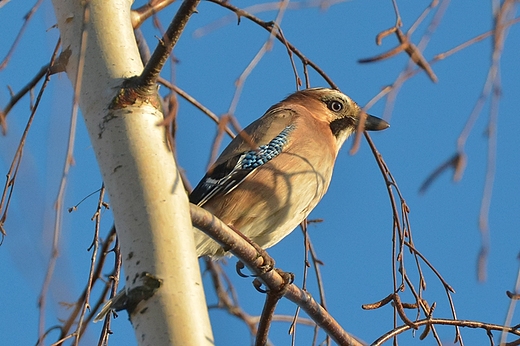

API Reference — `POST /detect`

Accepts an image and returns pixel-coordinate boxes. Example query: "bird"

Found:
[191,87,389,258]
[94,87,389,322]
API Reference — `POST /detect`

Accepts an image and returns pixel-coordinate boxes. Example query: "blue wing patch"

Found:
[189,125,294,206]
[240,126,292,169]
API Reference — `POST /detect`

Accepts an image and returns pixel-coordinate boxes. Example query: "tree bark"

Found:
[51,0,214,345]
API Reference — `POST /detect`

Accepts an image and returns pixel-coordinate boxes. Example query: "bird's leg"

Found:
[229,225,275,275]
[252,269,294,293]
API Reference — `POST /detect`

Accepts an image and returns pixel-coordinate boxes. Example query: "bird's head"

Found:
[284,87,389,148]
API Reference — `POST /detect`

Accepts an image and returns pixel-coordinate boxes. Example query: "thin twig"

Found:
[39,3,90,340]
[364,131,464,344]
[216,0,291,170]
[97,228,121,346]
[372,318,520,346]
[0,0,44,70]
[52,225,116,345]
[158,78,236,138]
[308,237,331,346]
[194,0,347,38]
[501,258,520,345]
[475,0,513,283]
[0,64,47,134]
[207,0,337,89]
[73,186,106,345]
[205,259,260,336]
[2,37,59,339]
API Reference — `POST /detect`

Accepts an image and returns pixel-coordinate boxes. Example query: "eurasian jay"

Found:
[94,87,389,322]
[191,87,389,257]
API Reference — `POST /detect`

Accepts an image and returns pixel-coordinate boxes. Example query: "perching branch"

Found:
[190,204,364,346]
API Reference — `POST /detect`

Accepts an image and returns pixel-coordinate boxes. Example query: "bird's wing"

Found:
[189,107,296,207]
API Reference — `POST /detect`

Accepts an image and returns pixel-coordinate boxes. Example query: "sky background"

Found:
[1,0,520,345]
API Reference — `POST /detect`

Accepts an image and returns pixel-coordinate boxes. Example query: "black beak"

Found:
[364,114,390,131]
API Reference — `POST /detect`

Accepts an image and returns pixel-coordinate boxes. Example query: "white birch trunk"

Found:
[50,1,214,344]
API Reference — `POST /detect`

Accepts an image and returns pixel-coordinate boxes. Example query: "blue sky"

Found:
[1,1,520,345]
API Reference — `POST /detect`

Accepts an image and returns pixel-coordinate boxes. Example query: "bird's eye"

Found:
[328,100,343,112]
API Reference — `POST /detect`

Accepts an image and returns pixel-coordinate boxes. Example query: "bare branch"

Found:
[38,2,89,338]
[190,204,364,346]
[0,0,44,70]
[0,38,60,239]
[207,0,338,89]
[158,79,236,138]
[138,0,200,92]
[372,318,520,346]
[358,25,438,83]
[131,0,177,29]
[72,186,107,346]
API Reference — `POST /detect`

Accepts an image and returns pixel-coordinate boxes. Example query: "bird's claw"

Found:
[252,268,294,296]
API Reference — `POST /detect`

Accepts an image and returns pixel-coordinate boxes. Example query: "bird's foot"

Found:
[253,268,294,294]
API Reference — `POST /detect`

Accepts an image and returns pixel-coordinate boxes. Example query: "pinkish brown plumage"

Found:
[190,88,389,257]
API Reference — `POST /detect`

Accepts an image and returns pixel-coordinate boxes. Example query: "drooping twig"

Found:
[207,0,338,89]
[474,0,513,283]
[158,78,236,138]
[371,318,520,346]
[419,9,520,192]
[0,63,46,134]
[307,240,330,346]
[295,220,330,346]
[364,132,463,344]
[50,226,117,346]
[289,222,308,346]
[0,36,60,239]
[0,48,68,135]
[419,0,517,283]
[205,259,260,336]
[350,1,447,155]
[501,260,520,344]
[97,228,122,346]
[39,3,91,340]
[72,186,107,346]
[0,0,44,71]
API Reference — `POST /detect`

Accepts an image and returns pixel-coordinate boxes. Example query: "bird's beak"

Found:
[363,114,390,131]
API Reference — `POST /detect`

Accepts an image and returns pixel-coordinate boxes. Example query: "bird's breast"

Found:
[200,148,335,252]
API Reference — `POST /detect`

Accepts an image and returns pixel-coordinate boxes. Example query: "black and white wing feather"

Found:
[189,125,294,207]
